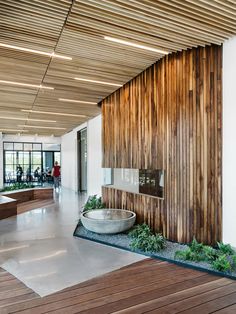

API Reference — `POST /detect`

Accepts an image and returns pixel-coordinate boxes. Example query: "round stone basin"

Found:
[81,209,136,234]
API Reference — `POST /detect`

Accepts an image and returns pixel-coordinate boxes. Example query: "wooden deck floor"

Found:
[1,259,236,314]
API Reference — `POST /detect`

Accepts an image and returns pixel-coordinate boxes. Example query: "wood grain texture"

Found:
[0,196,17,220]
[1,259,236,313]
[0,188,54,219]
[0,0,235,135]
[102,45,222,245]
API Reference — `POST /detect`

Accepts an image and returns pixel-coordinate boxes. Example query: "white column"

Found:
[223,36,236,247]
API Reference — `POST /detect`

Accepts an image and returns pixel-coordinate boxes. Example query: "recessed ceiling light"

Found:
[104,36,169,55]
[21,109,87,118]
[0,116,56,123]
[0,128,28,132]
[17,125,66,130]
[0,80,54,90]
[0,43,72,60]
[74,77,122,87]
[58,98,97,105]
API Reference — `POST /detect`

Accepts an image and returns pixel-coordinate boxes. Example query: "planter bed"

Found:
[0,187,53,203]
[74,223,236,281]
[0,187,54,219]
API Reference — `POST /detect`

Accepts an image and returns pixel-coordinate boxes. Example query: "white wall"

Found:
[61,115,103,195]
[2,134,61,146]
[61,122,86,191]
[87,115,103,195]
[223,36,236,247]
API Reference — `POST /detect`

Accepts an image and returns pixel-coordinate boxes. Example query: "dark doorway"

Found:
[77,128,87,192]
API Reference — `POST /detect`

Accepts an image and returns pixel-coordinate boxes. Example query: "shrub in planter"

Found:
[217,242,235,255]
[0,182,34,192]
[128,223,152,238]
[175,237,236,273]
[128,223,166,253]
[212,255,232,272]
[82,195,105,212]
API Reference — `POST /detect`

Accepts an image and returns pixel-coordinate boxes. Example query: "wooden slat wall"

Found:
[101,44,222,245]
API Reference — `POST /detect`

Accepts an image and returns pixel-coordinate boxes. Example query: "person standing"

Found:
[51,161,60,189]
[16,164,23,182]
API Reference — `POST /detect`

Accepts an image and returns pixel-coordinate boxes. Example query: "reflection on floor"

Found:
[1,259,236,313]
[0,188,146,297]
[17,198,55,214]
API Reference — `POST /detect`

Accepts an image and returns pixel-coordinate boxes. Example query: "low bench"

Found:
[0,187,54,220]
[0,196,17,219]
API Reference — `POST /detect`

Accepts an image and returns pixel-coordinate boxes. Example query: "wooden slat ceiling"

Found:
[0,0,236,136]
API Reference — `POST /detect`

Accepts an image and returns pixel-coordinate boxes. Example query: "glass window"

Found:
[43,143,60,151]
[4,142,13,150]
[54,152,61,165]
[14,143,23,150]
[31,152,42,166]
[3,141,60,184]
[18,152,24,165]
[5,151,16,164]
[24,143,32,151]
[33,143,42,151]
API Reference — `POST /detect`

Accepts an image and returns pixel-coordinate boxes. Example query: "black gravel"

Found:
[74,224,236,280]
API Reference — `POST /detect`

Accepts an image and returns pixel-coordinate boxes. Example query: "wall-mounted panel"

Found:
[102,45,222,245]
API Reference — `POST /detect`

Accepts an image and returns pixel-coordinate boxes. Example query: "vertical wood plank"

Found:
[101,45,222,245]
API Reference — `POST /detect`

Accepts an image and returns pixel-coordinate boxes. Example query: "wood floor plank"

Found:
[213,303,236,313]
[79,276,225,314]
[5,267,201,313]
[179,291,236,313]
[145,283,236,313]
[0,259,235,314]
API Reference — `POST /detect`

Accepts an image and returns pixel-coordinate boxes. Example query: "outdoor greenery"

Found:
[0,182,34,192]
[82,195,105,212]
[129,223,166,253]
[175,238,236,273]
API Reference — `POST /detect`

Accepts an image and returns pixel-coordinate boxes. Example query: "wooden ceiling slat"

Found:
[117,0,236,33]
[74,1,227,43]
[0,0,236,135]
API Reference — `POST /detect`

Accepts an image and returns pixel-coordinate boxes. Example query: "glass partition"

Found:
[103,168,164,198]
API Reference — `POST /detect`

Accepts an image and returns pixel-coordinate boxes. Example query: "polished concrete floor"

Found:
[0,188,146,297]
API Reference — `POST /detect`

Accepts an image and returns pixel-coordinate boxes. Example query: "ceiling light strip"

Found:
[74,77,122,87]
[0,80,54,90]
[0,43,72,60]
[21,109,86,118]
[18,125,66,130]
[104,36,169,55]
[0,128,28,132]
[58,98,97,105]
[0,116,56,123]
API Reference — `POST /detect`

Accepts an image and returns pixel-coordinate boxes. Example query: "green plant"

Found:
[202,246,218,262]
[82,195,105,212]
[217,242,235,255]
[0,182,34,192]
[189,237,204,253]
[174,237,236,274]
[231,255,236,267]
[175,238,218,262]
[175,247,205,262]
[128,224,166,253]
[212,255,232,272]
[128,223,152,238]
[175,238,206,262]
